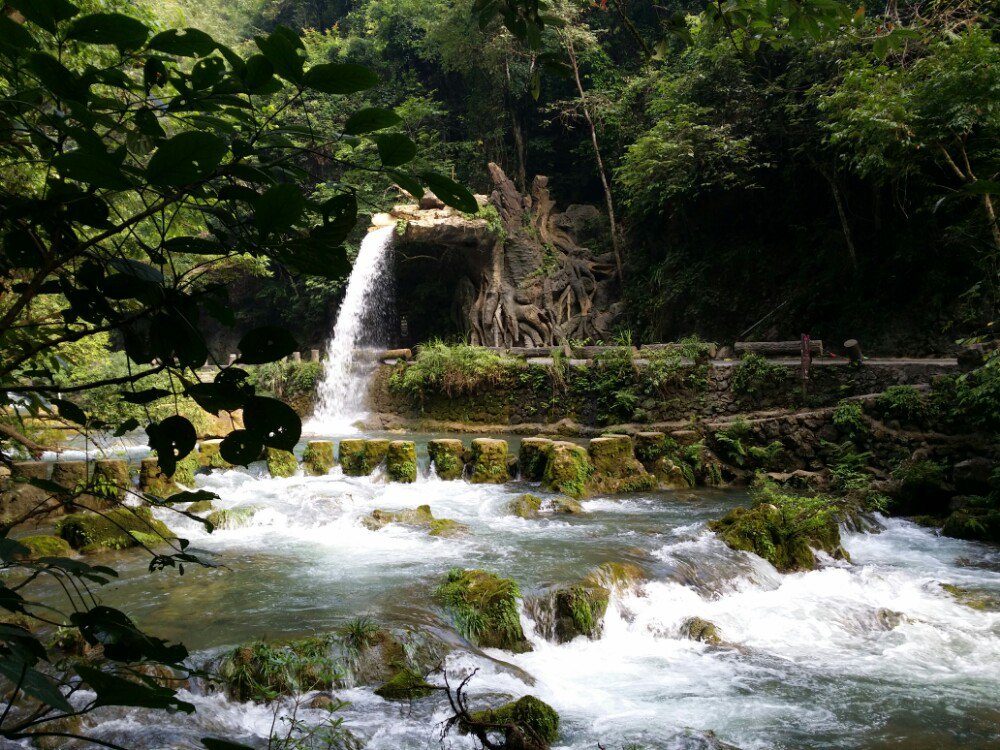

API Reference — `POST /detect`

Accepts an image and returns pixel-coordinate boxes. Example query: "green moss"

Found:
[634,432,669,465]
[266,447,298,478]
[509,493,542,519]
[518,438,553,482]
[550,496,584,514]
[172,452,201,487]
[217,636,338,702]
[57,507,174,552]
[339,439,368,476]
[553,584,609,641]
[362,505,435,530]
[373,667,436,700]
[16,535,72,558]
[470,438,509,484]
[468,695,559,749]
[683,617,722,645]
[941,583,999,610]
[585,435,657,494]
[206,506,259,530]
[302,441,335,476]
[138,457,177,498]
[585,562,646,590]
[428,439,466,480]
[541,442,591,499]
[186,499,214,514]
[437,569,530,652]
[708,483,855,572]
[386,441,418,483]
[198,439,231,470]
[92,459,129,501]
[428,518,470,537]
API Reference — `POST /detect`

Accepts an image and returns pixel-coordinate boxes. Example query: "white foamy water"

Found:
[40,467,1000,750]
[306,226,395,434]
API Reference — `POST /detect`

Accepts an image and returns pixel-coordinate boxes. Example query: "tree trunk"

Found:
[565,35,623,283]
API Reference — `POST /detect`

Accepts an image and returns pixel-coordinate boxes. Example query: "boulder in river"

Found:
[470,438,509,483]
[373,667,436,700]
[541,441,591,498]
[683,617,722,645]
[548,496,584,514]
[206,505,259,530]
[518,438,554,481]
[302,440,335,476]
[198,439,231,470]
[586,435,657,494]
[941,506,1000,545]
[340,439,390,476]
[437,568,531,652]
[428,439,466,480]
[57,507,174,553]
[217,636,337,702]
[386,440,417,483]
[362,505,469,537]
[509,493,542,519]
[266,447,298,478]
[14,534,73,559]
[465,695,560,750]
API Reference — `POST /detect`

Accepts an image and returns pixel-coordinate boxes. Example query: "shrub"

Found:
[832,399,868,440]
[878,385,932,422]
[732,353,787,396]
[391,340,518,398]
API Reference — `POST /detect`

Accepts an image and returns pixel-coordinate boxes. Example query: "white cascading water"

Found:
[306,226,395,434]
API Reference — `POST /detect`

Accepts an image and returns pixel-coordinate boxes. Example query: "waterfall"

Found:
[306,225,395,434]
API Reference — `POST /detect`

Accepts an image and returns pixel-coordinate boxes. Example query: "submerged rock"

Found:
[586,435,657,494]
[470,438,509,484]
[428,439,466,480]
[57,507,174,553]
[266,447,298,478]
[708,484,857,572]
[466,695,560,750]
[941,583,1000,610]
[206,505,259,530]
[509,493,542,519]
[437,569,531,652]
[518,438,554,481]
[302,441,335,476]
[683,617,722,645]
[373,667,436,700]
[541,441,591,499]
[386,440,418,483]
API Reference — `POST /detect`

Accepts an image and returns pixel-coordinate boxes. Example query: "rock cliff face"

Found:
[381,163,622,347]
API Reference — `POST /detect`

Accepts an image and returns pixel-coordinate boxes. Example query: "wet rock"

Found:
[373,667,436,700]
[186,499,214,514]
[470,438,509,484]
[952,457,995,496]
[302,441,335,476]
[266,447,298,478]
[138,457,178,498]
[14,534,73,558]
[586,435,657,494]
[428,439,466,480]
[437,569,531,652]
[308,694,339,710]
[634,432,667,465]
[466,695,559,750]
[550,584,609,642]
[708,484,857,572]
[340,438,390,476]
[89,458,130,505]
[57,507,174,552]
[940,583,1000,610]
[891,459,950,515]
[587,561,646,590]
[548,496,584,514]
[874,608,906,629]
[363,505,468,537]
[652,456,692,490]
[386,440,417,483]
[518,437,554,481]
[206,505,259,530]
[541,441,591,498]
[509,493,542,519]
[683,617,722,645]
[198,439,231,470]
[429,518,469,537]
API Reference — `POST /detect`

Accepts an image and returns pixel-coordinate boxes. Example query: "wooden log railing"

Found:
[735,340,823,357]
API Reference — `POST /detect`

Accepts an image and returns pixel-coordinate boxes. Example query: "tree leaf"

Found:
[53,149,130,189]
[419,172,479,213]
[71,606,188,664]
[219,430,263,466]
[344,107,401,135]
[109,258,164,283]
[121,388,171,405]
[6,0,78,35]
[50,398,87,426]
[303,63,379,94]
[254,183,305,237]
[184,382,247,414]
[254,27,304,84]
[0,658,73,713]
[148,27,217,57]
[75,664,194,713]
[243,396,301,451]
[28,52,88,102]
[237,326,298,364]
[388,170,425,199]
[66,13,149,50]
[147,415,197,476]
[376,133,417,167]
[146,131,228,187]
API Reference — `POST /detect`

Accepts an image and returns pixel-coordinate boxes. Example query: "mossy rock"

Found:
[467,695,560,750]
[891,459,950,515]
[364,439,390,470]
[302,441,335,476]
[683,617,722,645]
[15,534,73,558]
[266,447,298,478]
[172,452,201,487]
[199,439,231,470]
[429,518,470,537]
[57,507,174,553]
[50,461,87,497]
[387,441,418,483]
[584,561,646,590]
[428,439,466,480]
[217,636,336,702]
[362,505,434,530]
[586,435,657,494]
[186,499,214,514]
[373,667,436,700]
[138,457,178,498]
[541,442,591,499]
[340,439,389,476]
[941,508,1000,545]
[940,583,1000,610]
[437,569,530,652]
[634,432,668,465]
[206,505,259,530]
[708,486,856,573]
[652,456,693,490]
[470,438,509,484]
[549,496,584,514]
[518,438,553,482]
[93,459,129,498]
[551,584,609,642]
[509,493,542,519]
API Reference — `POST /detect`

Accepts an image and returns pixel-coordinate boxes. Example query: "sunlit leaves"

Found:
[254,26,305,84]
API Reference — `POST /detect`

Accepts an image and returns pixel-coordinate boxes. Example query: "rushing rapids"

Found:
[30,442,1000,750]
